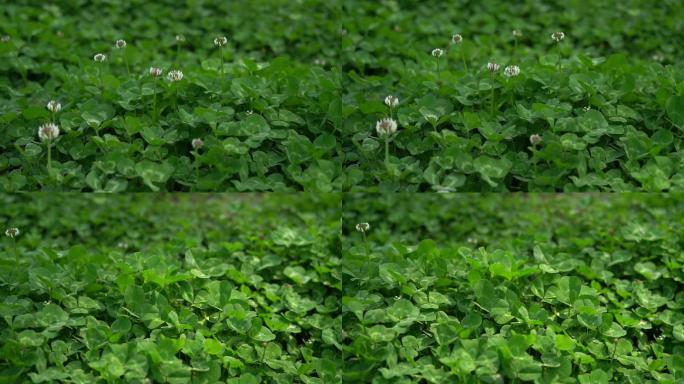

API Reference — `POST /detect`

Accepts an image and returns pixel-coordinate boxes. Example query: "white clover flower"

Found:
[529,134,542,145]
[551,31,565,42]
[431,48,444,57]
[5,227,19,238]
[246,110,253,116]
[355,223,370,232]
[175,35,185,42]
[214,36,228,47]
[487,62,500,72]
[512,30,523,37]
[115,39,127,48]
[451,34,463,44]
[149,67,163,77]
[46,100,62,112]
[652,53,664,62]
[117,242,129,249]
[384,95,399,108]
[38,122,60,141]
[191,138,204,150]
[167,69,183,82]
[1,35,10,43]
[93,53,106,62]
[376,118,398,136]
[583,106,591,112]
[503,65,520,77]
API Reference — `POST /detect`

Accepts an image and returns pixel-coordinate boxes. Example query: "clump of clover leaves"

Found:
[0,193,342,383]
[342,193,684,382]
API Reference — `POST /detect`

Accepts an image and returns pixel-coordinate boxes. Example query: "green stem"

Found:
[13,238,18,266]
[220,47,225,77]
[47,141,52,174]
[124,50,130,75]
[435,57,440,80]
[384,135,389,165]
[153,78,158,122]
[490,72,495,115]
[461,49,468,71]
[176,42,180,64]
[362,231,370,279]
[557,43,562,71]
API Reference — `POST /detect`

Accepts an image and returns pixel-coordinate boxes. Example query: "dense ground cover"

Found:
[0,1,342,191]
[341,1,684,191]
[342,194,684,382]
[0,194,342,383]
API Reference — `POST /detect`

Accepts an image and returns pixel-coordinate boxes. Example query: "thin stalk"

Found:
[384,135,389,165]
[46,141,52,174]
[123,49,130,75]
[219,46,224,77]
[362,231,370,279]
[460,49,468,71]
[490,72,495,115]
[152,77,158,122]
[556,42,562,71]
[435,56,440,80]
[176,41,181,64]
[12,237,18,266]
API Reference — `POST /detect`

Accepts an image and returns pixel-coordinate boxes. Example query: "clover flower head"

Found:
[246,110,253,116]
[503,65,520,77]
[47,100,62,112]
[5,227,19,238]
[529,134,542,145]
[384,95,399,108]
[652,53,664,62]
[376,118,398,136]
[355,222,370,233]
[487,62,500,72]
[93,53,106,62]
[512,29,523,37]
[38,122,60,141]
[167,69,183,82]
[149,67,163,77]
[214,36,228,47]
[431,48,444,57]
[1,35,10,43]
[451,34,463,44]
[175,35,185,42]
[583,106,591,112]
[551,31,565,42]
[191,138,204,150]
[117,242,129,249]
[115,39,126,48]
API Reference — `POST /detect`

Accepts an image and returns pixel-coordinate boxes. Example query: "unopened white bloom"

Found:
[46,100,61,112]
[376,118,397,136]
[551,31,565,42]
[175,35,185,42]
[1,35,10,43]
[149,67,162,77]
[38,123,60,141]
[384,95,399,108]
[583,106,591,112]
[191,138,204,150]
[431,48,444,57]
[246,110,253,116]
[512,30,522,37]
[167,70,183,82]
[452,34,463,44]
[214,36,228,47]
[5,227,19,238]
[115,39,126,48]
[504,65,520,77]
[529,134,542,145]
[487,62,500,72]
[355,223,370,232]
[93,53,106,62]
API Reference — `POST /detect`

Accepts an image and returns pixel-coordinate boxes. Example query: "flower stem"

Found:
[557,43,562,71]
[384,135,389,165]
[12,237,18,266]
[362,231,370,279]
[220,46,224,77]
[435,57,440,80]
[124,50,130,75]
[490,72,496,115]
[47,141,52,174]
[152,78,158,122]
[461,49,468,71]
